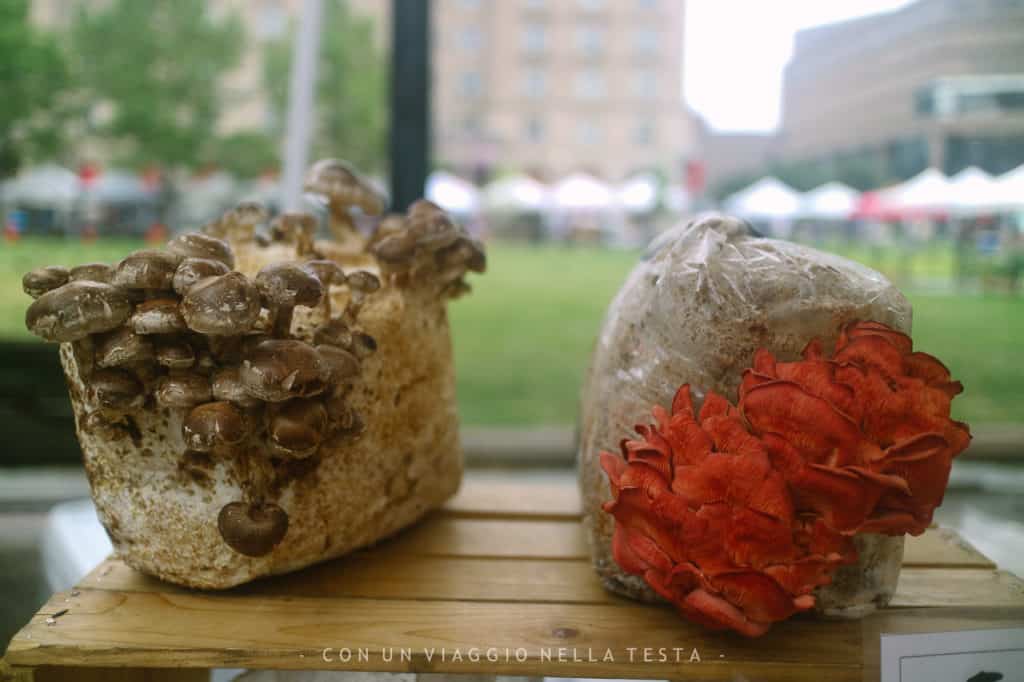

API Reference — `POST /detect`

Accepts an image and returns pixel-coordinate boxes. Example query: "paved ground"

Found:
[1,463,1022,665]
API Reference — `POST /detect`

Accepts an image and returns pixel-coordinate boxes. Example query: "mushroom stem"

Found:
[270,304,295,337]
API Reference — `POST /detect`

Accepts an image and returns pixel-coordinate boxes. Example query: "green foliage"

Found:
[0,0,69,176]
[209,131,281,177]
[70,0,244,168]
[264,0,387,173]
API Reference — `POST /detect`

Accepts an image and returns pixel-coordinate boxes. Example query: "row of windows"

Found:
[467,117,659,146]
[460,0,661,12]
[455,25,660,55]
[460,68,660,99]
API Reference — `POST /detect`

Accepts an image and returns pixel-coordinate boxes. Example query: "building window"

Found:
[459,0,481,8]
[633,26,659,53]
[521,24,547,53]
[525,116,544,143]
[577,0,606,10]
[633,119,655,145]
[632,70,657,98]
[576,26,605,56]
[574,69,606,99]
[460,71,482,98]
[459,26,483,52]
[522,68,546,98]
[577,120,602,145]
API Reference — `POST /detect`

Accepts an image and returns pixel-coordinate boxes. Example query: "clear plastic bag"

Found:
[577,214,912,616]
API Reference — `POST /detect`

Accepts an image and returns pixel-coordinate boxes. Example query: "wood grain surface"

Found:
[5,473,1023,682]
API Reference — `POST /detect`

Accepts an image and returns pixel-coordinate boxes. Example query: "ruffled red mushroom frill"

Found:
[738,321,971,536]
[600,387,857,637]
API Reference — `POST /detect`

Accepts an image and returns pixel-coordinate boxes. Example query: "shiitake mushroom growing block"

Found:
[25,158,485,588]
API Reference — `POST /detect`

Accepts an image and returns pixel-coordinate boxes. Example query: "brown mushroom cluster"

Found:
[22,158,486,560]
[370,199,486,297]
[24,220,380,558]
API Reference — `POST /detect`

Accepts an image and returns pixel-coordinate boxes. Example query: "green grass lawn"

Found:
[2,238,1020,425]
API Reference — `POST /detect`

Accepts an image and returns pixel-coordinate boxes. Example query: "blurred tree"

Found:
[0,0,69,177]
[209,131,280,177]
[264,0,387,173]
[70,0,244,168]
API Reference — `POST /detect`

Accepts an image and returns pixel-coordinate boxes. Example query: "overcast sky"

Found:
[683,0,913,132]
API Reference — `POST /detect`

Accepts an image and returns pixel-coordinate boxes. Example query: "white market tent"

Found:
[483,174,549,212]
[889,167,952,211]
[425,171,480,215]
[617,173,659,214]
[723,177,801,220]
[551,173,616,211]
[1,164,80,206]
[799,181,860,219]
[946,166,999,213]
[988,163,1024,210]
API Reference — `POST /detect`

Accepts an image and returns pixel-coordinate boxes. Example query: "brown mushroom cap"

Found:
[25,281,132,342]
[217,501,288,557]
[22,266,69,299]
[345,270,380,294]
[211,366,261,408]
[68,263,115,284]
[270,212,318,254]
[267,398,329,458]
[95,327,154,368]
[166,232,235,269]
[172,257,231,296]
[315,344,361,382]
[349,331,378,358]
[240,339,329,402]
[91,369,144,408]
[182,401,249,451]
[407,199,460,250]
[113,249,182,290]
[313,318,353,348]
[304,158,384,216]
[181,272,261,336]
[131,297,187,335]
[303,259,345,287]
[156,372,213,408]
[255,263,324,336]
[255,263,324,310]
[155,339,195,370]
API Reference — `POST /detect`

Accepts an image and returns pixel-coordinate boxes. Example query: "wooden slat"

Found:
[77,557,1024,611]
[444,475,581,519]
[6,588,866,681]
[903,527,995,569]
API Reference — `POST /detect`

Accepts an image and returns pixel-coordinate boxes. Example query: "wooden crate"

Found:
[4,473,1023,682]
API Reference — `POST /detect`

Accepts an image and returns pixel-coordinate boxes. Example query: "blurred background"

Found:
[1,0,1023,657]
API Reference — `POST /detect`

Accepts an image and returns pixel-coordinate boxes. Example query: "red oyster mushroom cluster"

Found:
[600,321,970,637]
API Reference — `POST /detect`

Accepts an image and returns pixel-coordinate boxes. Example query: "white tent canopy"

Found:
[799,181,859,219]
[947,166,999,212]
[617,173,659,214]
[988,163,1024,210]
[551,173,616,210]
[723,177,801,219]
[2,164,80,205]
[483,174,548,212]
[890,168,952,210]
[426,171,479,214]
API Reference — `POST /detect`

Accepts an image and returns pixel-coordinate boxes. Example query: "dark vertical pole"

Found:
[390,0,431,212]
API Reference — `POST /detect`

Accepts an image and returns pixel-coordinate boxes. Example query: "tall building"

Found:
[779,0,1024,181]
[429,0,695,181]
